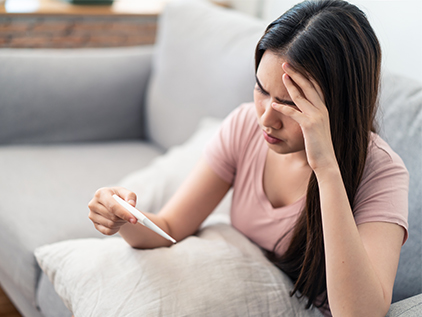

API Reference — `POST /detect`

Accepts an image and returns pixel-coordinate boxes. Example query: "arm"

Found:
[273,63,404,316]
[317,167,403,316]
[88,157,231,249]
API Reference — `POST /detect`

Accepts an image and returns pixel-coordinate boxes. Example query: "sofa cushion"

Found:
[37,273,72,317]
[32,116,227,316]
[377,71,422,302]
[0,46,153,144]
[146,0,266,149]
[0,141,163,315]
[117,117,232,217]
[386,294,422,317]
[35,223,323,317]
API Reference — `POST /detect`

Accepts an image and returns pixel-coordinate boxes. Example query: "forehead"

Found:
[257,51,287,79]
[261,50,286,65]
[256,51,291,94]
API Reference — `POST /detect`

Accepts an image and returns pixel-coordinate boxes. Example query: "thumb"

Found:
[115,187,137,207]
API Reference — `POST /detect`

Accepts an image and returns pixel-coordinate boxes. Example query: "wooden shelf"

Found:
[0,0,229,48]
[0,0,166,48]
[0,0,169,16]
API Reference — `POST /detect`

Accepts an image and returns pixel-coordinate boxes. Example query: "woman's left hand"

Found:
[272,62,338,173]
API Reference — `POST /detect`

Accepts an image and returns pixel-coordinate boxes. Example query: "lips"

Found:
[262,130,283,144]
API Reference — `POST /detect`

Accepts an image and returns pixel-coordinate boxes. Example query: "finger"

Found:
[91,216,124,232]
[271,102,306,125]
[109,199,138,225]
[282,73,316,115]
[115,187,137,207]
[89,207,127,228]
[94,223,120,236]
[308,76,325,103]
[88,197,115,223]
[97,188,138,224]
[282,63,324,108]
[89,198,111,216]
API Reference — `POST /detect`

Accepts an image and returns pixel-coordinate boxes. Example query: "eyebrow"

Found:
[255,75,297,107]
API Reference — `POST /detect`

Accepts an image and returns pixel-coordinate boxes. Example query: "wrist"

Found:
[313,161,342,184]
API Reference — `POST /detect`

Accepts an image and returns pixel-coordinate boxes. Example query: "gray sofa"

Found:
[0,0,421,316]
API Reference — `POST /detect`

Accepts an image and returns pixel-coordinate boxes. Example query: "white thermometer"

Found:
[112,194,176,244]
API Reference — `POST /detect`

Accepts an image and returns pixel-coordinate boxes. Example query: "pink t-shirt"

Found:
[203,103,409,315]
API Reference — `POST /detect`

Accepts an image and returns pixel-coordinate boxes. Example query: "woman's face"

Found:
[254,50,305,155]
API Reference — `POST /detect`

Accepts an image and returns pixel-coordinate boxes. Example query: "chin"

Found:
[268,143,301,155]
[267,143,288,154]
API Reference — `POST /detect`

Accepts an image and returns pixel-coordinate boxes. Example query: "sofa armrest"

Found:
[386,294,422,317]
[0,45,154,144]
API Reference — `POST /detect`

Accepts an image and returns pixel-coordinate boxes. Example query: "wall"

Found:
[227,0,422,84]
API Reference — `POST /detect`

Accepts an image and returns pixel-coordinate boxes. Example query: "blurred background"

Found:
[0,0,421,84]
[235,0,422,85]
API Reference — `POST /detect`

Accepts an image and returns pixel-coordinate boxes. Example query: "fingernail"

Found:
[130,218,137,224]
[128,200,136,206]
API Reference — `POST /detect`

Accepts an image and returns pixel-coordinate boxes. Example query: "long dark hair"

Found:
[255,0,381,309]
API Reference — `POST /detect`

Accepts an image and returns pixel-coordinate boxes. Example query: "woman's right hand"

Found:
[88,187,138,235]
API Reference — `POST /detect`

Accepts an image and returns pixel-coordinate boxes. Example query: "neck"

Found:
[270,149,310,169]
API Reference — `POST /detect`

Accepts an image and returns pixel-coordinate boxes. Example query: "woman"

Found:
[88,1,408,316]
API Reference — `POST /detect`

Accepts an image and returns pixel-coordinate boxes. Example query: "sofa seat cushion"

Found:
[0,141,163,310]
[386,294,422,317]
[37,272,72,317]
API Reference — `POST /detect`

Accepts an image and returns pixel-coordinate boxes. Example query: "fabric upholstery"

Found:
[146,0,266,149]
[0,141,163,315]
[387,294,422,317]
[117,117,232,217]
[35,223,323,317]
[377,71,422,302]
[34,117,227,317]
[0,46,153,144]
[0,269,44,317]
[36,273,72,317]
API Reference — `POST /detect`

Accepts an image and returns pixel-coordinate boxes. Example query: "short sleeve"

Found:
[353,135,409,243]
[203,103,255,185]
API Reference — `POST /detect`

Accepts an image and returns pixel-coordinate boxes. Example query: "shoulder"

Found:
[202,102,258,184]
[363,133,409,181]
[220,102,259,143]
[227,102,256,125]
[354,133,409,240]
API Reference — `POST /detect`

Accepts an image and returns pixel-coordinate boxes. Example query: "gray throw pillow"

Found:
[146,0,266,149]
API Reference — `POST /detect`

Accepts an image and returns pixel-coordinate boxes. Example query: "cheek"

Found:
[283,117,303,135]
[292,124,305,143]
[253,90,265,116]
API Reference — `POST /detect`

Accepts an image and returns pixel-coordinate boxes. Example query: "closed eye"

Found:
[255,75,297,108]
[255,84,268,95]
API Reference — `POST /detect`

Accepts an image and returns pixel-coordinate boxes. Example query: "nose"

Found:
[261,102,282,130]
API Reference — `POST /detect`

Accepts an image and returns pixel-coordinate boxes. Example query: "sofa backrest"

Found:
[0,46,153,144]
[377,72,422,302]
[148,0,421,303]
[146,0,265,149]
